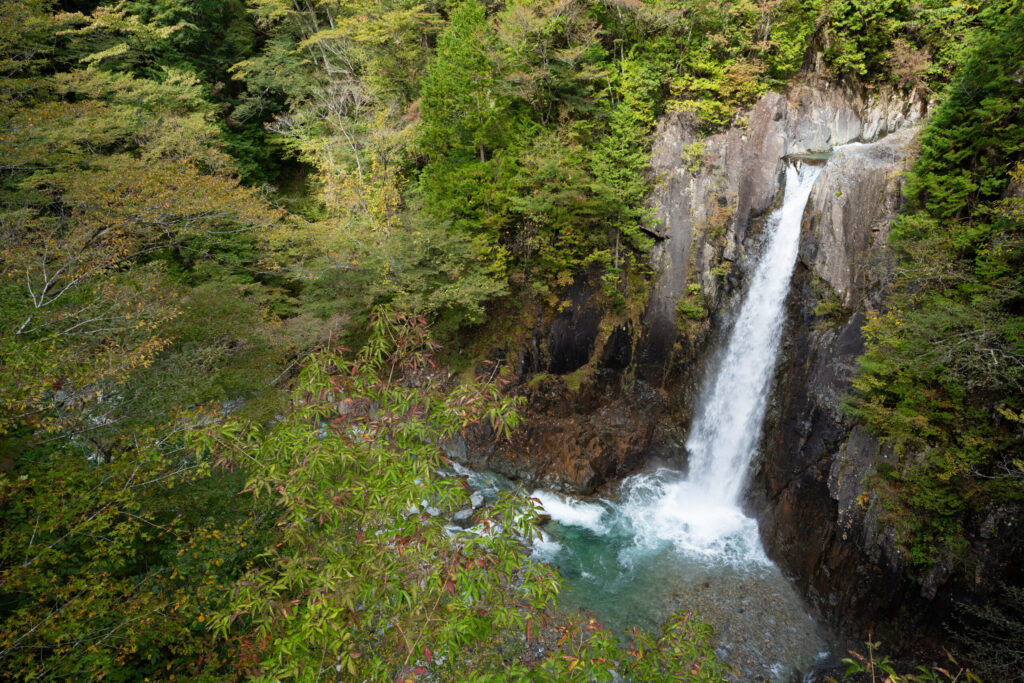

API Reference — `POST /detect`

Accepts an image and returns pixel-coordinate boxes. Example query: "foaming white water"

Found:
[531,490,610,535]
[618,469,769,565]
[619,163,823,563]
[686,163,823,498]
[530,528,564,561]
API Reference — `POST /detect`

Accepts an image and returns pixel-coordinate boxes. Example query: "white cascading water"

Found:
[617,161,824,564]
[687,162,823,499]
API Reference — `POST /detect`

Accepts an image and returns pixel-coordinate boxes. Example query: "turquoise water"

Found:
[530,482,832,681]
[449,163,840,679]
[452,464,833,681]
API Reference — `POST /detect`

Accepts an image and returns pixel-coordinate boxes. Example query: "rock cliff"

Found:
[752,124,1024,655]
[452,70,1019,661]
[450,76,925,497]
[640,77,924,380]
[748,127,926,647]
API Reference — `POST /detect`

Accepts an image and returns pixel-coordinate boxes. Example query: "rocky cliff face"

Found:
[446,278,684,495]
[452,72,1017,659]
[450,76,925,497]
[640,77,925,381]
[751,124,1024,655]
[746,128,927,647]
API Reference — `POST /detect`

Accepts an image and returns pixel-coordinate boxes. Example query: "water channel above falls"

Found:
[456,161,841,679]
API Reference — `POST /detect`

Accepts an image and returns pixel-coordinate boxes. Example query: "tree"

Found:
[418,0,520,244]
[194,308,728,681]
[195,309,547,679]
[845,0,1024,570]
[0,1,292,436]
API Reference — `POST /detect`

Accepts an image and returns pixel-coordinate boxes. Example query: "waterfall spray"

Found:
[618,162,823,563]
[687,162,822,500]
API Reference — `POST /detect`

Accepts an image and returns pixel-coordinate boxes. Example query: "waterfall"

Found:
[618,162,823,564]
[687,162,822,500]
[521,161,834,677]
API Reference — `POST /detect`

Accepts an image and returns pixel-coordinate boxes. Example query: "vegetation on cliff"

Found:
[847,0,1024,572]
[0,0,1019,678]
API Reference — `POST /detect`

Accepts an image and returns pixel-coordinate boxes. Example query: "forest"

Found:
[0,0,1021,680]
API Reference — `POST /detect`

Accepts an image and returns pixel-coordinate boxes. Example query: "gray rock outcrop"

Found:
[453,76,925,497]
[800,126,918,306]
[639,77,924,379]
[749,118,1019,656]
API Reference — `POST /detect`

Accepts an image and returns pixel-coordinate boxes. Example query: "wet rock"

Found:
[547,279,603,375]
[456,76,924,510]
[750,116,1023,657]
[452,376,662,494]
[660,568,831,682]
[638,75,923,383]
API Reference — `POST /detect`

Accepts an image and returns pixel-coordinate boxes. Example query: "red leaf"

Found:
[425,647,432,664]
[413,667,427,675]
[445,579,455,596]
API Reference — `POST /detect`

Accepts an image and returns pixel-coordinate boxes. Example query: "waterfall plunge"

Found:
[522,162,834,678]
[618,162,823,564]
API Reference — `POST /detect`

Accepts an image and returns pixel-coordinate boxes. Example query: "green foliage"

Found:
[840,639,979,682]
[820,0,983,87]
[811,276,844,322]
[957,584,1024,681]
[620,612,728,681]
[1,301,730,680]
[0,68,288,435]
[0,9,332,675]
[190,309,727,680]
[420,0,511,166]
[591,56,658,254]
[0,1,761,679]
[678,283,708,321]
[681,141,707,173]
[821,0,909,79]
[261,0,854,334]
[665,0,821,128]
[9,0,1023,676]
[0,422,267,680]
[313,212,509,338]
[525,610,727,681]
[846,2,1024,570]
[196,310,544,679]
[901,2,1024,222]
[0,0,336,444]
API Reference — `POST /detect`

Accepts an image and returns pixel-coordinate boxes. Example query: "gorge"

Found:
[537,161,830,680]
[4,1,1021,679]
[448,74,988,672]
